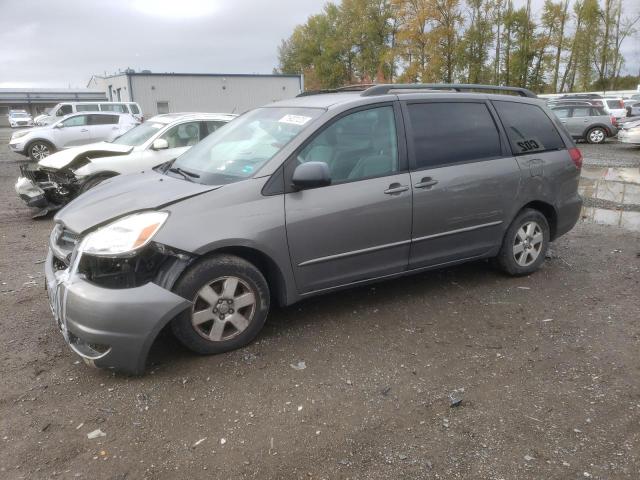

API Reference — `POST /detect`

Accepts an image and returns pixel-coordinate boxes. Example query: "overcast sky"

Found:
[0,0,638,89]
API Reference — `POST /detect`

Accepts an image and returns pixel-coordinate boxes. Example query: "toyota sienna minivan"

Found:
[45,84,583,374]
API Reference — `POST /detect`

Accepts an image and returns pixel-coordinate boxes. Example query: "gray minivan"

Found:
[45,84,583,374]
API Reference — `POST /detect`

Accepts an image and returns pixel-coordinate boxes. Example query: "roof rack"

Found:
[360,83,537,98]
[297,84,376,97]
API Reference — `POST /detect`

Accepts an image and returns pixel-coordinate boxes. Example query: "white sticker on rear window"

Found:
[278,115,312,126]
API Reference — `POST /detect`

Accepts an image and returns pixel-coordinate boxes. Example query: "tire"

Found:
[28,141,54,161]
[494,208,550,276]
[171,254,270,355]
[586,127,606,144]
[79,174,114,194]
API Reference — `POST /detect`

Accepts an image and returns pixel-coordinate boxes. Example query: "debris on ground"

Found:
[192,437,207,448]
[87,429,106,440]
[290,361,306,370]
[448,389,464,407]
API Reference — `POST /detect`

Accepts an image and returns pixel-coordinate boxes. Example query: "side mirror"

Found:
[151,138,169,150]
[292,162,331,190]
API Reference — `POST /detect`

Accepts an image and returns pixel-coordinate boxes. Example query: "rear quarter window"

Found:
[493,101,565,155]
[407,102,502,169]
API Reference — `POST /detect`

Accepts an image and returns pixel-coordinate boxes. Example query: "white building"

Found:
[87,71,304,118]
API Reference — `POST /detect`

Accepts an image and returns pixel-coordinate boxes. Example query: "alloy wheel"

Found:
[513,221,543,267]
[191,276,256,342]
[589,129,605,143]
[31,143,50,160]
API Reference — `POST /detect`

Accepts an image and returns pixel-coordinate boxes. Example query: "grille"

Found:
[19,165,38,182]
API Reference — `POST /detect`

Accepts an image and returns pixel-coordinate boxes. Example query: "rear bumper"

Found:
[44,250,191,375]
[554,192,583,240]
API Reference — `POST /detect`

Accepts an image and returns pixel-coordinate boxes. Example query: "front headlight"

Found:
[81,211,168,257]
[11,131,29,140]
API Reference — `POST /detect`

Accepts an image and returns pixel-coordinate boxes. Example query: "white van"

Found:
[35,102,142,125]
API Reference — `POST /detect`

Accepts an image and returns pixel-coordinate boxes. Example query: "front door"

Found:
[285,105,412,293]
[403,100,521,268]
[53,114,91,147]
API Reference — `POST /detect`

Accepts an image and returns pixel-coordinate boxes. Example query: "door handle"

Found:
[80,128,89,132]
[414,177,438,189]
[384,183,409,195]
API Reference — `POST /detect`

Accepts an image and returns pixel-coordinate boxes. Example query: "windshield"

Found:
[10,112,29,118]
[111,122,167,146]
[170,107,323,185]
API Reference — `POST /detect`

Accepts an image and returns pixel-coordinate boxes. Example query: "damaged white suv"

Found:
[15,112,236,216]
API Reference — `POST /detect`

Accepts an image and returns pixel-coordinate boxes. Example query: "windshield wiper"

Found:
[168,166,200,181]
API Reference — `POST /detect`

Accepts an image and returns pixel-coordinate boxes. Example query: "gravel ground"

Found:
[580,140,640,167]
[1,128,639,479]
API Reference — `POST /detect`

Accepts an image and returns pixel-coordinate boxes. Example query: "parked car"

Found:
[625,102,640,118]
[44,83,582,374]
[602,97,627,119]
[559,94,604,107]
[9,112,139,161]
[34,101,143,125]
[8,110,34,128]
[617,118,640,145]
[15,113,235,216]
[551,105,617,143]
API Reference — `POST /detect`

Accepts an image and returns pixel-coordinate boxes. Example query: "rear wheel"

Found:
[494,209,550,276]
[171,255,270,355]
[28,141,54,161]
[586,127,606,144]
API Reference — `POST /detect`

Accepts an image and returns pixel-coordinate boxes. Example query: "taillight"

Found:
[611,115,617,127]
[568,147,582,170]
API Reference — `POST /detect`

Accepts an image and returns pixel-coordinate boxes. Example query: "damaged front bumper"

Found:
[45,228,192,375]
[15,176,48,209]
[16,165,77,215]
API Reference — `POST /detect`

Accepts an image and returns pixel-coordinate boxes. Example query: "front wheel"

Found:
[494,209,550,276]
[28,141,54,161]
[78,174,115,194]
[171,254,270,355]
[586,127,606,144]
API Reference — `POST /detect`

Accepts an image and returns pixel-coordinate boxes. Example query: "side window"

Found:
[89,114,119,125]
[100,104,127,113]
[62,115,88,127]
[129,104,140,115]
[204,121,226,136]
[296,106,398,183]
[572,107,591,118]
[160,122,201,148]
[76,104,100,112]
[552,108,570,119]
[57,105,72,116]
[157,101,170,114]
[407,102,501,169]
[493,101,565,155]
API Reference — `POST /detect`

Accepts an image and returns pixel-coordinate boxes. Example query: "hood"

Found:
[39,142,133,170]
[55,171,221,234]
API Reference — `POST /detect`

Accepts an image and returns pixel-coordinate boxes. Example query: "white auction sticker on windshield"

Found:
[150,123,163,129]
[278,114,312,126]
